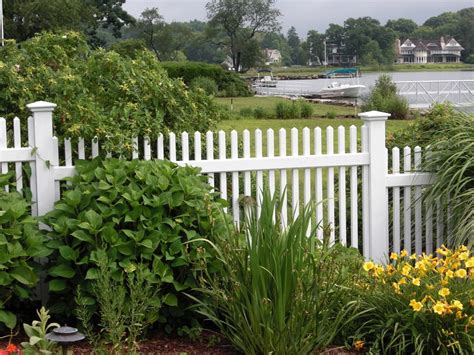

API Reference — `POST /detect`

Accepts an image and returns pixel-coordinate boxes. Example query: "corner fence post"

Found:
[27,101,57,217]
[359,110,390,263]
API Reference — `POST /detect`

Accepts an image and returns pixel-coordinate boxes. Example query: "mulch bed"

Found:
[2,331,362,354]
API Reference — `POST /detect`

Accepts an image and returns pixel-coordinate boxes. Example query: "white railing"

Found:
[0,102,441,262]
[396,80,474,108]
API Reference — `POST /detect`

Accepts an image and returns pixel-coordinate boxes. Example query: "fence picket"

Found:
[315,127,323,240]
[144,137,151,161]
[157,133,164,160]
[13,118,23,192]
[267,129,275,199]
[255,129,263,217]
[426,203,433,254]
[181,132,189,162]
[327,126,335,244]
[279,128,288,228]
[0,118,8,191]
[291,128,299,219]
[92,138,99,158]
[403,147,412,254]
[361,125,369,257]
[194,132,202,161]
[436,199,444,249]
[206,131,214,188]
[132,137,139,159]
[231,130,240,226]
[78,138,85,159]
[414,146,422,254]
[52,137,60,201]
[28,117,38,216]
[169,133,176,162]
[218,131,227,213]
[338,126,346,245]
[392,147,401,254]
[349,126,358,249]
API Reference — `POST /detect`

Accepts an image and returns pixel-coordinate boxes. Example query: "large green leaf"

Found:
[0,310,17,329]
[49,264,75,278]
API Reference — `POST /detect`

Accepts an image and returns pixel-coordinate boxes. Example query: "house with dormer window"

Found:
[395,36,464,64]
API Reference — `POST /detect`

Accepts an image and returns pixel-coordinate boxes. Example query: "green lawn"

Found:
[215,96,356,117]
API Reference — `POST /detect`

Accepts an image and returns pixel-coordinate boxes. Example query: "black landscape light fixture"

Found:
[46,326,85,355]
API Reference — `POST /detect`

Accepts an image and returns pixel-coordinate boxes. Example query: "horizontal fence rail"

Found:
[0,101,441,262]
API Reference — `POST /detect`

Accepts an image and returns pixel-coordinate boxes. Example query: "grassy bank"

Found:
[215,96,356,117]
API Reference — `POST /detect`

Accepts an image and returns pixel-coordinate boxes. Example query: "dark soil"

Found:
[2,332,362,354]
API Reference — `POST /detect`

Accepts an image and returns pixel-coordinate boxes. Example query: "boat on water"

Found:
[319,82,366,98]
[252,69,278,88]
[323,67,361,78]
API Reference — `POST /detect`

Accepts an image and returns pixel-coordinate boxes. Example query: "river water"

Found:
[255,70,474,111]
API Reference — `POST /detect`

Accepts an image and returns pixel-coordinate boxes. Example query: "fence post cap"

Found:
[26,101,57,112]
[358,111,390,121]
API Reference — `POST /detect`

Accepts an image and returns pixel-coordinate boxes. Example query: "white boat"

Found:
[319,82,366,98]
[252,70,278,88]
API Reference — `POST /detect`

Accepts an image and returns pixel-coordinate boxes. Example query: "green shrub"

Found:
[109,39,148,59]
[239,107,254,117]
[189,76,218,96]
[347,247,474,354]
[253,106,269,119]
[192,190,364,354]
[0,32,225,154]
[44,158,230,330]
[362,74,409,119]
[275,101,300,119]
[0,174,51,330]
[326,110,337,119]
[161,61,251,97]
[299,100,314,118]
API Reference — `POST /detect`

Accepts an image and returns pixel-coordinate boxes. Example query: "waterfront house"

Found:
[327,43,357,66]
[395,36,464,64]
[263,48,282,65]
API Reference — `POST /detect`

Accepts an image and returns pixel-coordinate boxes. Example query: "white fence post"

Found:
[27,101,57,216]
[359,110,390,262]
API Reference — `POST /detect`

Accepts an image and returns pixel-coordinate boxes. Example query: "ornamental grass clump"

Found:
[349,246,473,354]
[192,190,363,354]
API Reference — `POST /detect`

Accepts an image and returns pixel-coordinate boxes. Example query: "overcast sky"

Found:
[123,0,472,37]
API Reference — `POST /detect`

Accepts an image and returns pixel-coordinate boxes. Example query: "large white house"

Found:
[263,48,282,65]
[395,36,464,64]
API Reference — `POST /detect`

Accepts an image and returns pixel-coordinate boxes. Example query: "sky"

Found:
[123,0,473,37]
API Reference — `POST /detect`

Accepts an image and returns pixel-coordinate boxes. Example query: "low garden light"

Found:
[45,326,85,355]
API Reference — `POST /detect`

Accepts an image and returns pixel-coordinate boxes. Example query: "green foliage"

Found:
[192,190,364,354]
[275,100,313,119]
[347,249,474,354]
[161,61,251,97]
[0,32,225,154]
[109,39,148,59]
[77,256,161,353]
[326,110,337,119]
[252,106,270,119]
[362,74,409,119]
[190,76,218,96]
[0,174,51,330]
[45,158,229,330]
[21,307,60,355]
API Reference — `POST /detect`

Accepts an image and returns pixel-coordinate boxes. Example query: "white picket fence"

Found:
[0,101,444,262]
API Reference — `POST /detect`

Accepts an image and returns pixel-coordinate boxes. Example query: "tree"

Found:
[325,23,345,47]
[261,32,291,65]
[88,0,135,38]
[305,30,325,65]
[3,0,95,42]
[135,8,192,61]
[385,18,418,39]
[206,0,281,71]
[287,26,302,65]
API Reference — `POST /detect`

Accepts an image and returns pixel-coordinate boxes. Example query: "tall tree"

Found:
[385,18,418,39]
[3,0,95,42]
[305,30,325,65]
[287,26,301,65]
[206,0,281,71]
[88,0,135,38]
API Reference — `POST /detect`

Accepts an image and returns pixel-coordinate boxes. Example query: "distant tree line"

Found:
[2,1,473,70]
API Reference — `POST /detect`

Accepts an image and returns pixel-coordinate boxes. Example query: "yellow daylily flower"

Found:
[465,257,474,268]
[363,261,375,271]
[438,287,450,297]
[433,302,446,315]
[455,269,467,278]
[412,278,421,286]
[400,250,408,258]
[390,252,398,260]
[354,340,364,350]
[451,300,463,310]
[409,299,423,312]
